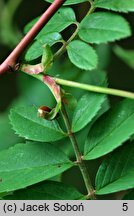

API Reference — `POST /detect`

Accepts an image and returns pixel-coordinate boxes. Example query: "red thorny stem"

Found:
[0,0,66,75]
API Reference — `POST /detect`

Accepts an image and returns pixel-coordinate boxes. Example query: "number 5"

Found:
[122,203,128,211]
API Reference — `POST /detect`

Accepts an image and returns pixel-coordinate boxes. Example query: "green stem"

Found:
[61,104,96,199]
[67,22,80,43]
[54,77,134,100]
[25,71,96,199]
[25,73,134,100]
[54,22,79,59]
[21,71,134,197]
[87,0,96,15]
[88,0,94,3]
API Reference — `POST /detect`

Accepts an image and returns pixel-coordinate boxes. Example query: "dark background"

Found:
[0,0,134,199]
